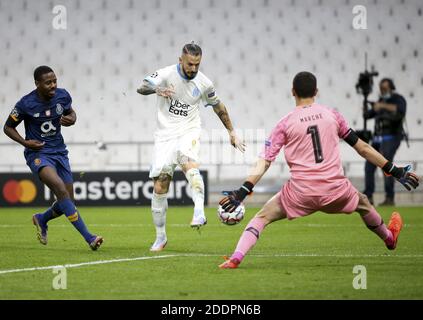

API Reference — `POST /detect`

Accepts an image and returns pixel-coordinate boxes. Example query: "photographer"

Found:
[363,78,407,205]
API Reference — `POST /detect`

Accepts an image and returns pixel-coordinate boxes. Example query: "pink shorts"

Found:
[278,179,360,220]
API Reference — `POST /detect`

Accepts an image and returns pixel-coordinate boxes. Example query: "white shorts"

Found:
[149,130,201,178]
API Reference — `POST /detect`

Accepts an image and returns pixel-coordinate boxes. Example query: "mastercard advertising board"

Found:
[0,171,208,207]
[0,174,44,207]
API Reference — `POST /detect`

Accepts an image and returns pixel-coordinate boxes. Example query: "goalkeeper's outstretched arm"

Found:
[219,157,271,212]
[352,138,389,168]
[245,158,272,186]
[344,129,419,191]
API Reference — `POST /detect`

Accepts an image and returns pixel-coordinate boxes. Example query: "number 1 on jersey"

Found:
[307,125,324,163]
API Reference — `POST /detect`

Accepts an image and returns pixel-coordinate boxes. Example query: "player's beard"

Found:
[182,65,197,80]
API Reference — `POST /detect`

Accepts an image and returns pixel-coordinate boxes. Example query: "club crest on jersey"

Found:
[56,104,63,115]
[45,110,51,117]
[34,158,41,166]
[192,87,200,97]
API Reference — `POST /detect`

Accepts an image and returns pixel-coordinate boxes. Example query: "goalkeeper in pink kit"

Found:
[219,72,419,269]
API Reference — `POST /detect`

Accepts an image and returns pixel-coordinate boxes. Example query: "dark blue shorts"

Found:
[25,152,73,184]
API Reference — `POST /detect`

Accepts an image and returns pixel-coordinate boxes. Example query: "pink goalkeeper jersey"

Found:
[260,103,351,195]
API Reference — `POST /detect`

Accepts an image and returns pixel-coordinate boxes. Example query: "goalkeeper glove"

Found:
[219,181,254,213]
[382,162,419,191]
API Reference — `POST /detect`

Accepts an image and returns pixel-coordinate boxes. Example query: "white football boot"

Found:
[190,210,207,230]
[150,236,168,252]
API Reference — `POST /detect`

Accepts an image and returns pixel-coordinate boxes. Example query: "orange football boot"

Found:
[219,256,240,269]
[385,212,403,250]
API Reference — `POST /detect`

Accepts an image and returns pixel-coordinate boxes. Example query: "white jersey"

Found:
[144,64,220,141]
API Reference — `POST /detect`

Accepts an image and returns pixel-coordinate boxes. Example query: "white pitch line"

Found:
[254,253,423,258]
[0,254,181,275]
[0,223,419,228]
[0,224,200,228]
[1,253,423,275]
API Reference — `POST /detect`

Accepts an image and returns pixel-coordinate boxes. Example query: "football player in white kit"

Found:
[137,43,245,251]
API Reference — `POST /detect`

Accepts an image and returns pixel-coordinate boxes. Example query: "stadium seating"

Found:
[0,0,422,179]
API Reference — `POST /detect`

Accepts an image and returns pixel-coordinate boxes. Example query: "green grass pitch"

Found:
[0,206,422,299]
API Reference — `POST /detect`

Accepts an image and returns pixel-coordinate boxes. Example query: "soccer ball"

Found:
[217,203,245,225]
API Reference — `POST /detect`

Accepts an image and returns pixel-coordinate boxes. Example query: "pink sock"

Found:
[361,207,392,241]
[231,217,267,263]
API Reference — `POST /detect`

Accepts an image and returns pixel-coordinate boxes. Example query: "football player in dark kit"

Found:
[3,66,103,250]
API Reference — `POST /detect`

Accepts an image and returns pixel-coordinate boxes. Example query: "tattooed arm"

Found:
[212,102,245,152]
[213,101,234,131]
[137,80,175,97]
[137,80,156,95]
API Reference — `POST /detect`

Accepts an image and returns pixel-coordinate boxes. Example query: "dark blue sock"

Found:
[54,199,95,243]
[39,202,63,224]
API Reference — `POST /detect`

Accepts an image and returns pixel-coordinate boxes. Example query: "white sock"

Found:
[185,168,205,217]
[151,192,168,240]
